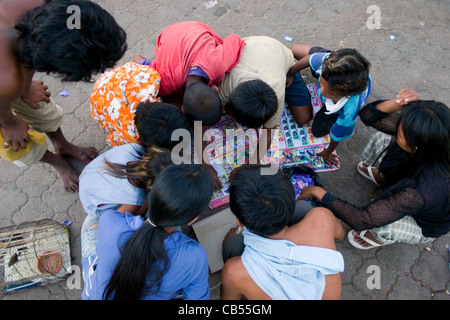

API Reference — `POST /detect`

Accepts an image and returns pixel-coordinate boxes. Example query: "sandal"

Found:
[347,230,385,250]
[357,162,382,186]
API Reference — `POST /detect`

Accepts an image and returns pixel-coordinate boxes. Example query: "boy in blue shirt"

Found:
[286,44,371,167]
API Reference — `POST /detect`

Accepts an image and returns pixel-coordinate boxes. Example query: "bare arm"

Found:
[132,54,147,63]
[0,0,44,25]
[0,0,44,149]
[220,258,245,300]
[375,88,419,113]
[287,55,311,76]
[286,55,311,87]
[0,27,34,150]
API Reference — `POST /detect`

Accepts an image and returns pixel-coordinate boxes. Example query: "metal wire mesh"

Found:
[0,219,71,291]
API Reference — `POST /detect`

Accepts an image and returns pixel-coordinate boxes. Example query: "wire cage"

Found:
[0,219,71,292]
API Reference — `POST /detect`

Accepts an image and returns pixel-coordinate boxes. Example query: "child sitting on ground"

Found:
[90,62,162,147]
[81,164,215,300]
[218,36,313,166]
[287,44,372,167]
[134,21,246,127]
[79,101,190,217]
[221,165,345,300]
[79,146,173,218]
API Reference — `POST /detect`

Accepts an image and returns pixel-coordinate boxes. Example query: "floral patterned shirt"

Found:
[90,62,161,146]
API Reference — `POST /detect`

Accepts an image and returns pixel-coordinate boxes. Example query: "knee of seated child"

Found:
[290,105,313,126]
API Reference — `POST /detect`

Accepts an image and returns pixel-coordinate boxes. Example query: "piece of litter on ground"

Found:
[389,34,397,40]
[283,35,293,42]
[203,0,217,9]
[58,89,69,96]
[61,220,72,226]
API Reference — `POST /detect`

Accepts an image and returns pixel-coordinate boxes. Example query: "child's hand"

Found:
[286,73,294,88]
[375,88,419,113]
[395,88,420,106]
[222,228,237,246]
[203,163,223,190]
[316,149,340,167]
[1,115,30,151]
[21,80,51,110]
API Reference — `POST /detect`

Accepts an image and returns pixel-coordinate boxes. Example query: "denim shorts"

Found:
[285,46,332,107]
[285,72,312,107]
[81,215,99,259]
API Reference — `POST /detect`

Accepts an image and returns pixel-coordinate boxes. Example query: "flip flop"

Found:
[347,230,384,250]
[357,162,381,186]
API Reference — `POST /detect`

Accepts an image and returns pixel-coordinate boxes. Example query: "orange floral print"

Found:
[90,62,161,146]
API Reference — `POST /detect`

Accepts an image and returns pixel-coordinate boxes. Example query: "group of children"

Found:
[1,0,449,300]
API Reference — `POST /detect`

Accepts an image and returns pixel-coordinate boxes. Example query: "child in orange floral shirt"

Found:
[90,62,161,146]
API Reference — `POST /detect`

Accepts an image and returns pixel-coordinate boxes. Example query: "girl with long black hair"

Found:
[81,164,214,300]
[299,88,450,249]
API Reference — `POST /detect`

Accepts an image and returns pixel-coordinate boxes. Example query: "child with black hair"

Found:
[79,146,173,218]
[134,21,245,127]
[15,0,127,82]
[287,44,372,167]
[221,165,345,300]
[300,89,450,249]
[80,99,190,218]
[218,36,314,165]
[90,62,162,147]
[81,164,215,300]
[0,0,127,192]
[133,101,193,150]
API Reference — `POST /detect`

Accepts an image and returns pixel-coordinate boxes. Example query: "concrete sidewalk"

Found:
[0,0,449,300]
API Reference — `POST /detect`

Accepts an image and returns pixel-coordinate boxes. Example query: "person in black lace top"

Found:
[300,88,450,249]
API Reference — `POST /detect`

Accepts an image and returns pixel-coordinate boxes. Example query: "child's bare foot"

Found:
[46,128,98,164]
[56,143,98,164]
[40,151,79,192]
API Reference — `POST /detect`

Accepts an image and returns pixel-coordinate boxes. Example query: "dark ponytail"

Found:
[104,146,173,190]
[104,223,169,300]
[104,164,214,300]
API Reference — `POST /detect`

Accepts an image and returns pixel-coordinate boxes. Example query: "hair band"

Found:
[147,218,157,227]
